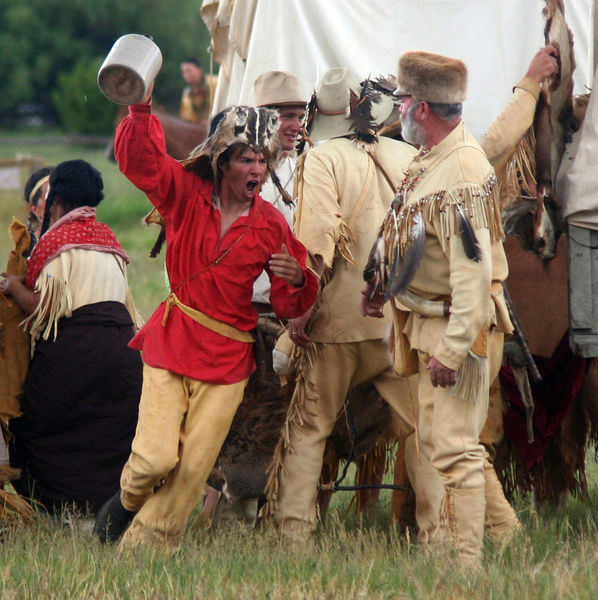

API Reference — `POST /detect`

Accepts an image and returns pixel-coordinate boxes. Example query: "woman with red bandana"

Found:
[2,159,143,515]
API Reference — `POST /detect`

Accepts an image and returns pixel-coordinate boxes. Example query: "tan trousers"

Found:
[118,363,247,550]
[274,339,432,537]
[416,331,504,489]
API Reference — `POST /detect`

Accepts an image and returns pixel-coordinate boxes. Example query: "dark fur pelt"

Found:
[208,320,395,505]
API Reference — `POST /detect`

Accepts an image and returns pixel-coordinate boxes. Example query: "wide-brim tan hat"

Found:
[309,67,394,143]
[254,71,308,107]
[393,50,467,104]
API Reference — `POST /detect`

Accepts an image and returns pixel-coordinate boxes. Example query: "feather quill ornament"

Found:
[456,203,482,262]
[386,211,425,297]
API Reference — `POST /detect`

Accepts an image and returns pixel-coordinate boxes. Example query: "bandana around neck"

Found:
[26,206,129,290]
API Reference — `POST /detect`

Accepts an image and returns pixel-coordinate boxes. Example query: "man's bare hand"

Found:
[426,356,458,388]
[526,44,559,84]
[288,305,314,347]
[270,244,304,287]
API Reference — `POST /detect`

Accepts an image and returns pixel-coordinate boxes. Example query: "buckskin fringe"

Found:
[0,466,35,525]
[497,128,537,212]
[22,272,72,347]
[262,341,323,519]
[353,437,396,513]
[334,221,358,267]
[387,172,503,259]
[451,351,488,404]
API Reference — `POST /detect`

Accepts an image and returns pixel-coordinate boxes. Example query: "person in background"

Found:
[22,166,53,254]
[179,57,215,123]
[251,70,307,312]
[2,159,143,516]
[263,67,438,546]
[361,51,512,568]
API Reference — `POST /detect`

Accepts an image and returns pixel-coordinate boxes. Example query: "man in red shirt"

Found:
[94,92,318,551]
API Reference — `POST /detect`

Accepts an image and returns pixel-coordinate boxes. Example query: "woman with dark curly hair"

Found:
[1,159,143,515]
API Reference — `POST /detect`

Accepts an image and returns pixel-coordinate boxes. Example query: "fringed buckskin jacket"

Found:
[397,121,514,373]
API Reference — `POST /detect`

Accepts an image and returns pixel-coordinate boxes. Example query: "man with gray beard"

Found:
[362,51,513,568]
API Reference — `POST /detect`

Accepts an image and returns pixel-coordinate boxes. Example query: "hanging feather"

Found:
[149,226,166,258]
[370,75,399,98]
[456,203,482,262]
[363,227,387,288]
[387,211,425,297]
[142,208,167,258]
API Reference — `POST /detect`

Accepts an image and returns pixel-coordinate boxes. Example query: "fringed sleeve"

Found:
[23,259,73,344]
[479,79,539,173]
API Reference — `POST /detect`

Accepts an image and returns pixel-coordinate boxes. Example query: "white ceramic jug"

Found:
[98,34,162,105]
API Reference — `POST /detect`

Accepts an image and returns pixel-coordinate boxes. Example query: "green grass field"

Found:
[1,135,598,599]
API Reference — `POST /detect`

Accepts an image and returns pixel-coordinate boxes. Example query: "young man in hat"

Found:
[94,85,318,550]
[252,70,307,311]
[263,67,442,542]
[361,51,514,568]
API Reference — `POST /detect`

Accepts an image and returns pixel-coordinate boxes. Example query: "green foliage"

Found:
[52,58,116,135]
[0,0,214,129]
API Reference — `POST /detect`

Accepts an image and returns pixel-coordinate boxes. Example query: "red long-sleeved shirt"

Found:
[115,104,318,384]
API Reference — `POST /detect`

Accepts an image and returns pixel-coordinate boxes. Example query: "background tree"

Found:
[0,0,214,132]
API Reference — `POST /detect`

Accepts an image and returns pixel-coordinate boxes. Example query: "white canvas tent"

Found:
[201,0,595,140]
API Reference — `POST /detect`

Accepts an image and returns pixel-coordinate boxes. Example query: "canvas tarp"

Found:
[201,0,594,140]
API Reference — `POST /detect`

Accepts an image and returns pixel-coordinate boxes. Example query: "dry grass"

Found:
[2,135,598,599]
[0,486,598,600]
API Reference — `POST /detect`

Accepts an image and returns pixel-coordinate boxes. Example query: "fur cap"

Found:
[395,51,467,104]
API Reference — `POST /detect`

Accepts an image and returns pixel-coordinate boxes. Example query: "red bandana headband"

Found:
[26,206,129,290]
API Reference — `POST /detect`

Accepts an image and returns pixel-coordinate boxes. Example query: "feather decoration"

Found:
[370,75,399,97]
[149,226,166,258]
[387,211,425,297]
[456,203,482,262]
[349,79,383,144]
[363,226,387,287]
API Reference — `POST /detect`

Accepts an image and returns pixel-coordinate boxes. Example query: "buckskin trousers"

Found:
[274,339,435,539]
[118,363,247,551]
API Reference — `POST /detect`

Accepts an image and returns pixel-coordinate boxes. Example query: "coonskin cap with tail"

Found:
[181,106,281,180]
[394,51,468,104]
